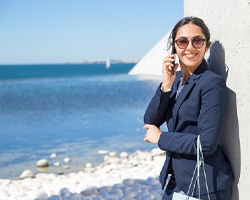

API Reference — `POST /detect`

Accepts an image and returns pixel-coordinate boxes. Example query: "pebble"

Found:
[53,162,61,167]
[109,151,117,157]
[98,150,109,154]
[19,169,34,179]
[85,162,92,168]
[63,157,71,163]
[50,153,57,158]
[119,151,128,158]
[0,148,165,200]
[36,159,49,167]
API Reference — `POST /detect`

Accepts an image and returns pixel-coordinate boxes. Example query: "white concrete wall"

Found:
[184,1,250,199]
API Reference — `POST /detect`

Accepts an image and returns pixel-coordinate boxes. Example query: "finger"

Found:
[167,66,174,75]
[143,124,151,130]
[174,63,179,70]
[164,60,174,67]
[143,124,148,130]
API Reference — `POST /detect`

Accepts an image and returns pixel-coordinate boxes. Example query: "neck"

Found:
[180,60,203,84]
[181,70,191,85]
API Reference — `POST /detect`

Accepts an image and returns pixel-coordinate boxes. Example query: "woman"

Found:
[143,17,234,200]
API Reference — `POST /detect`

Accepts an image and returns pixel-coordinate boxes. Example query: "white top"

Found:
[176,77,184,99]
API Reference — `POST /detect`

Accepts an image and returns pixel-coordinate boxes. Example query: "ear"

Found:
[205,41,211,52]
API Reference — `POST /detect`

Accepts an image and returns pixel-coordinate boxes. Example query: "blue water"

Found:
[0,63,160,179]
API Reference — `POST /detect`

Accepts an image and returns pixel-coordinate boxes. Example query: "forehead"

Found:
[175,24,205,38]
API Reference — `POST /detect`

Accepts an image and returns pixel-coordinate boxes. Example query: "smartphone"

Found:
[170,54,178,75]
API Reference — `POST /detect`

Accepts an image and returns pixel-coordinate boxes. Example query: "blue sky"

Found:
[0,0,183,64]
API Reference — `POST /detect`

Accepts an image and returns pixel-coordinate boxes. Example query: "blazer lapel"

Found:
[172,78,196,129]
[172,60,208,130]
[166,72,182,132]
[171,72,182,98]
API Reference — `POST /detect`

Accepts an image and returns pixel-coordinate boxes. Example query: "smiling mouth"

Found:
[184,53,197,58]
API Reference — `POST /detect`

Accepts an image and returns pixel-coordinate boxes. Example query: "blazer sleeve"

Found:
[158,75,228,156]
[144,84,171,127]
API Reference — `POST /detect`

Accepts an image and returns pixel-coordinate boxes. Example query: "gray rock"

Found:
[122,178,134,185]
[81,186,99,196]
[47,195,61,200]
[98,186,112,194]
[59,188,71,198]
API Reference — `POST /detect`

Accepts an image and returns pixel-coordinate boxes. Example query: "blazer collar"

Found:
[190,59,208,81]
[172,59,208,130]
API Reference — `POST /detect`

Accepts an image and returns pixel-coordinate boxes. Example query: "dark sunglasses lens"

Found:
[176,39,189,48]
[192,38,204,48]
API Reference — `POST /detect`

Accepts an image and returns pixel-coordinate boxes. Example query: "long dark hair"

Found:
[168,16,211,53]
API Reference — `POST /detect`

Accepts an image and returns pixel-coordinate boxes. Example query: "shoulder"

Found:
[192,59,226,87]
[198,70,228,101]
[199,69,226,87]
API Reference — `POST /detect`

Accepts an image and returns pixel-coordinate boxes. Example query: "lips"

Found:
[184,53,197,58]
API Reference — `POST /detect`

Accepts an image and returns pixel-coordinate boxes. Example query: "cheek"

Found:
[175,49,185,58]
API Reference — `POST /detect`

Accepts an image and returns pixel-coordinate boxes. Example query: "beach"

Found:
[0,148,165,200]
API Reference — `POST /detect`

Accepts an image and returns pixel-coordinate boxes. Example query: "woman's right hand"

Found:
[161,54,178,92]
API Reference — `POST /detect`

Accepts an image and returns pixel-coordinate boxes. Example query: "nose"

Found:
[186,40,195,50]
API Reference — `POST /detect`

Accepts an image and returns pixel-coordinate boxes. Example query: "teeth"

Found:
[185,54,196,57]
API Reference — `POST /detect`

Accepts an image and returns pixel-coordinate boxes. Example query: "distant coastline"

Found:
[64,59,139,65]
[0,59,140,66]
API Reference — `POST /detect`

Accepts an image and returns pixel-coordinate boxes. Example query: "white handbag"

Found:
[172,135,210,200]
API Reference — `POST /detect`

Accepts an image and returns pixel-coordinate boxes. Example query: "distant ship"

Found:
[106,58,110,69]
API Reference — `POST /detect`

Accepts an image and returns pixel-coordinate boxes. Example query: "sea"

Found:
[0,63,161,179]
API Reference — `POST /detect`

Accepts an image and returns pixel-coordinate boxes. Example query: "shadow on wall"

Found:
[208,41,241,200]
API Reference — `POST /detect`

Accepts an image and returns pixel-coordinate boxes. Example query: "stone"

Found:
[1,148,166,199]
[85,162,92,168]
[146,177,160,185]
[119,152,128,159]
[0,179,11,185]
[53,162,60,167]
[151,148,165,156]
[60,188,71,197]
[98,150,108,154]
[63,157,71,163]
[50,153,57,158]
[36,173,48,179]
[109,151,116,157]
[36,159,49,167]
[36,193,49,200]
[48,195,61,200]
[98,186,112,194]
[122,178,134,185]
[81,186,99,196]
[19,169,34,179]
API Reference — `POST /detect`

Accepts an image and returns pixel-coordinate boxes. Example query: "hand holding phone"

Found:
[168,54,178,75]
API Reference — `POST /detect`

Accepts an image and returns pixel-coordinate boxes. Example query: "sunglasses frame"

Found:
[174,36,207,49]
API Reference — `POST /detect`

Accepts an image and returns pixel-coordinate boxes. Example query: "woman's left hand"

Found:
[143,124,162,144]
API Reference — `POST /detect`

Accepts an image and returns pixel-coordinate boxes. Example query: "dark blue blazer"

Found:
[144,60,234,195]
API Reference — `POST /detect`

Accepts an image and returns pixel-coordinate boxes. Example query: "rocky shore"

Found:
[0,148,166,200]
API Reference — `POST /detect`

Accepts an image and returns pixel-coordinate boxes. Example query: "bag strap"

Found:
[198,136,210,200]
[186,135,210,200]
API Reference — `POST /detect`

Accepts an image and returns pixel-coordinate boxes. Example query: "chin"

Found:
[183,57,203,67]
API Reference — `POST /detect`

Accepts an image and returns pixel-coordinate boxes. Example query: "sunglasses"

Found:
[174,36,207,49]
